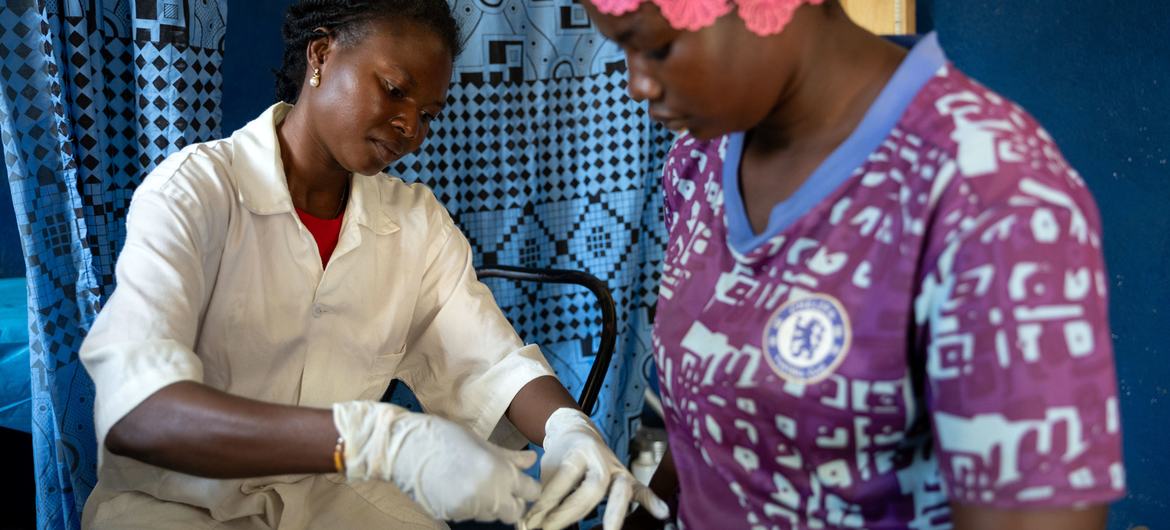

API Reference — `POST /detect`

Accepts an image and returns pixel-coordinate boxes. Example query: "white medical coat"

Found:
[79,103,554,529]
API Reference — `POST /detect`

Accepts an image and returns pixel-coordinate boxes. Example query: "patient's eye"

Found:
[647,41,673,61]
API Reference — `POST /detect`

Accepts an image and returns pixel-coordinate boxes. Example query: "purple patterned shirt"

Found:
[653,34,1124,529]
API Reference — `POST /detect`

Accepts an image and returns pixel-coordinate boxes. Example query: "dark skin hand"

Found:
[104,17,580,478]
[584,1,1111,528]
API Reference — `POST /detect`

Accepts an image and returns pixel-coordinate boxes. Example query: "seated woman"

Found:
[531,0,1126,529]
[78,1,668,528]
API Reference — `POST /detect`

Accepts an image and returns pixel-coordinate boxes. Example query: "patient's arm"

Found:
[951,503,1108,530]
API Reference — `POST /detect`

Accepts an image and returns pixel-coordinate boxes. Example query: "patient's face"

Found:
[583,1,804,140]
[304,19,453,175]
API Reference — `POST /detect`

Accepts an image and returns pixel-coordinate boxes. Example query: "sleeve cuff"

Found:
[82,338,203,446]
[464,344,555,445]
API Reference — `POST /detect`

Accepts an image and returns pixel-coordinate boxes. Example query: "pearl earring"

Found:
[310,68,321,87]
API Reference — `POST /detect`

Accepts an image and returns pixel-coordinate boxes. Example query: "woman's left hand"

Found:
[523,408,670,530]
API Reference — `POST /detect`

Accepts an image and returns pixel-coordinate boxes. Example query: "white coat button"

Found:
[312,304,327,317]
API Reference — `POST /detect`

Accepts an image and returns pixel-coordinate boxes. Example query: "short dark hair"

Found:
[275,0,462,103]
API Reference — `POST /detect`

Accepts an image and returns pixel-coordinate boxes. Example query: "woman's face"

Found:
[299,19,453,176]
[583,1,804,140]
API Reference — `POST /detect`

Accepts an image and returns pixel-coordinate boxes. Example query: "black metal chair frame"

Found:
[383,264,617,415]
[475,265,617,415]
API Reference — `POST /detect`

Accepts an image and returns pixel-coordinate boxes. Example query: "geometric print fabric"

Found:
[0,2,225,528]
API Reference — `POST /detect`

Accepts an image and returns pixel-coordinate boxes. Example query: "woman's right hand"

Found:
[333,400,541,524]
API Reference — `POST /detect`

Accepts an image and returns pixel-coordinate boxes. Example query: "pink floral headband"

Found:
[591,0,824,36]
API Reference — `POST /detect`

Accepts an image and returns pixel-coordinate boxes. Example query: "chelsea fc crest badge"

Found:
[762,294,852,383]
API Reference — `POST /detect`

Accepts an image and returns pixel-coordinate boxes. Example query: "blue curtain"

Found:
[0,1,226,528]
[391,0,674,467]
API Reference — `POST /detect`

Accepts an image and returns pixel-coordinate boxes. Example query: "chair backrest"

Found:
[475,265,617,415]
[382,265,617,415]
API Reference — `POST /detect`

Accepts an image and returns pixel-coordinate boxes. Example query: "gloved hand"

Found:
[333,400,541,523]
[523,408,670,530]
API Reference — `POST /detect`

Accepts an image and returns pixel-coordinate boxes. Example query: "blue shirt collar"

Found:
[723,32,948,254]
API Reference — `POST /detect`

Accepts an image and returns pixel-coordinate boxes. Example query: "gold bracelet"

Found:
[332,436,345,474]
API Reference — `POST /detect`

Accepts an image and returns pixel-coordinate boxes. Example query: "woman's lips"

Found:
[371,138,401,164]
[649,109,687,131]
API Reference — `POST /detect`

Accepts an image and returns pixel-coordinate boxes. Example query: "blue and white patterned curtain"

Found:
[391,0,673,464]
[0,1,226,528]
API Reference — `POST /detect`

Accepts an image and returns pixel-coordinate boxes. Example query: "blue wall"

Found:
[222,0,287,133]
[925,1,1170,526]
[219,0,1170,526]
[0,163,23,278]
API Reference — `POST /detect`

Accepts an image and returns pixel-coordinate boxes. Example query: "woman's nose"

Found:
[626,55,663,102]
[391,109,418,139]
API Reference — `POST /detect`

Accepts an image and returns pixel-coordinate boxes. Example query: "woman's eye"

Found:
[385,82,404,98]
[647,41,673,61]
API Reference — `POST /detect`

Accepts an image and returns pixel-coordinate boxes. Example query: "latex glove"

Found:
[524,408,670,530]
[333,400,541,523]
